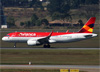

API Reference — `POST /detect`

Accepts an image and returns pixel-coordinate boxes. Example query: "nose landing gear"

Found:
[14,43,16,48]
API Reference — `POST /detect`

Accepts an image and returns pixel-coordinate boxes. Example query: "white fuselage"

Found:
[2,33,97,44]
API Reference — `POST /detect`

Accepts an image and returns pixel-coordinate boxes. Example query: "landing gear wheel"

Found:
[43,44,50,48]
[47,45,50,48]
[43,45,47,48]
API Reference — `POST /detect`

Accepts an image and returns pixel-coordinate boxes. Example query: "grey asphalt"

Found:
[0,65,100,69]
[0,48,100,50]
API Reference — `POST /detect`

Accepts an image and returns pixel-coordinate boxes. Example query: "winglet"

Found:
[78,17,96,33]
[48,31,53,37]
[37,31,53,44]
[66,30,69,33]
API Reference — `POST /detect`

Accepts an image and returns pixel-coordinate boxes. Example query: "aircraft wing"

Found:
[27,31,56,46]
[37,31,53,44]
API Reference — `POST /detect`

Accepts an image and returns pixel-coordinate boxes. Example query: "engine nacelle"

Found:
[27,40,40,46]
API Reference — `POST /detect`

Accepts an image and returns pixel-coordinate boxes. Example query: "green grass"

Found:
[0,49,99,65]
[1,69,59,72]
[0,69,87,72]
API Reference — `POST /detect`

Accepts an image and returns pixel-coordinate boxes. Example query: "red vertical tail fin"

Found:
[78,17,96,33]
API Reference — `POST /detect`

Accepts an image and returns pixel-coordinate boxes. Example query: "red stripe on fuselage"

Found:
[6,32,78,37]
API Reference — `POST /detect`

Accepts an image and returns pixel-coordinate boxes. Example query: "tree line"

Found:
[2,0,99,28]
[7,14,49,28]
[1,0,43,8]
[1,0,99,8]
[7,13,84,28]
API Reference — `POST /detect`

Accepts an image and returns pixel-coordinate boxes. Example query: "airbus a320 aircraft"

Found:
[2,17,97,48]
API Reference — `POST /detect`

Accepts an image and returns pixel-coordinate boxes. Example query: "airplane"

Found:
[2,17,97,48]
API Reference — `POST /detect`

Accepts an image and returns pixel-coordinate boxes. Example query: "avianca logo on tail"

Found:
[82,24,94,32]
[79,17,96,33]
[18,33,36,36]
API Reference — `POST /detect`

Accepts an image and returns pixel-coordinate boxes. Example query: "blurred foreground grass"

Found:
[1,69,86,72]
[1,49,99,65]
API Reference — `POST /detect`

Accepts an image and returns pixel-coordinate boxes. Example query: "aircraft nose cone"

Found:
[2,37,5,41]
[2,37,8,41]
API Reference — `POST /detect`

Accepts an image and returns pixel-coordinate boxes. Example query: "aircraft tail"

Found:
[78,17,96,33]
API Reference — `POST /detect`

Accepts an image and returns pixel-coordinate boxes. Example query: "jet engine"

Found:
[27,40,40,46]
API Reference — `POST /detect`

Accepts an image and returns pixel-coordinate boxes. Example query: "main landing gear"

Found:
[14,43,16,48]
[43,44,50,48]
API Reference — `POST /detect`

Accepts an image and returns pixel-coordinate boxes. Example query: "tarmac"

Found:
[0,48,100,50]
[0,65,100,72]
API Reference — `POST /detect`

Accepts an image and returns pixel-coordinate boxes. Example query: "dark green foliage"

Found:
[47,0,71,21]
[41,19,49,26]
[69,0,80,9]
[36,20,41,26]
[1,0,99,7]
[79,5,99,20]
[85,0,99,4]
[31,13,39,26]
[78,20,84,26]
[20,22,24,26]
[47,0,70,14]
[25,21,31,27]
[31,14,43,26]
[1,0,99,28]
[51,12,60,20]
[7,17,15,28]
[1,0,43,8]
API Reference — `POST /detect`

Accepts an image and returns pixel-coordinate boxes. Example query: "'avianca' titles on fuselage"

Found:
[2,32,97,42]
[2,17,98,48]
